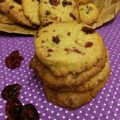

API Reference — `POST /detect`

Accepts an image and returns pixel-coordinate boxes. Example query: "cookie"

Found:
[76,0,91,5]
[35,22,106,77]
[30,49,106,89]
[79,3,99,25]
[22,0,40,25]
[43,75,110,109]
[0,23,35,35]
[39,0,79,25]
[0,12,15,24]
[0,0,33,27]
[58,54,110,92]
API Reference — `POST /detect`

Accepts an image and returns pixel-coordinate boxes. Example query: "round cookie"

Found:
[0,12,15,24]
[76,0,91,5]
[35,22,106,77]
[0,0,33,27]
[30,50,106,88]
[22,0,40,25]
[39,0,79,25]
[79,3,99,25]
[58,56,110,92]
[43,75,110,109]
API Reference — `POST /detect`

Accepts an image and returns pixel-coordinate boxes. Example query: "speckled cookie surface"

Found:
[76,0,91,5]
[58,56,110,92]
[0,12,15,24]
[79,3,99,25]
[35,22,106,77]
[0,0,33,27]
[43,75,109,109]
[39,0,79,24]
[22,0,40,25]
[30,48,106,88]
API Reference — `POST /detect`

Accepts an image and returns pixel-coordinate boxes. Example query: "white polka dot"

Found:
[62,116,65,119]
[91,116,94,119]
[48,116,51,119]
[57,113,60,116]
[40,105,43,108]
[43,113,46,116]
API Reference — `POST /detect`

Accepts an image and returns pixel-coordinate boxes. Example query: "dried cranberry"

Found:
[52,36,60,44]
[62,0,72,7]
[21,104,39,120]
[1,84,21,101]
[49,0,60,6]
[85,42,93,48]
[0,0,5,3]
[5,50,24,69]
[69,13,76,20]
[5,100,22,120]
[82,27,95,34]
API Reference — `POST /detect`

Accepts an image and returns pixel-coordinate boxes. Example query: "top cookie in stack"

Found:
[30,22,110,109]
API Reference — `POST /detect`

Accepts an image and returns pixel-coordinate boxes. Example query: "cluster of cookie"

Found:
[30,20,110,109]
[0,0,110,109]
[0,0,99,34]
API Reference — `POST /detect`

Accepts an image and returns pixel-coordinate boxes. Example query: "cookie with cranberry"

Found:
[30,22,107,88]
[43,74,110,109]
[0,12,15,24]
[76,0,91,5]
[22,0,40,25]
[0,22,35,35]
[0,0,33,27]
[58,53,110,92]
[79,3,99,25]
[34,22,106,77]
[29,49,107,89]
[39,0,79,25]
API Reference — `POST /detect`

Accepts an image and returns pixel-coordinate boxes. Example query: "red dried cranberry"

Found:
[69,13,76,20]
[5,50,24,69]
[62,0,72,7]
[5,100,22,120]
[1,84,21,101]
[49,0,60,6]
[52,36,60,44]
[21,104,39,120]
[85,42,93,48]
[0,0,5,3]
[82,27,95,34]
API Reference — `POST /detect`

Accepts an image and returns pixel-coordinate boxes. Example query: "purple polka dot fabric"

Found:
[0,13,120,120]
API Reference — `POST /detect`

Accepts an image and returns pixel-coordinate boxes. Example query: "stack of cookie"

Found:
[30,21,110,109]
